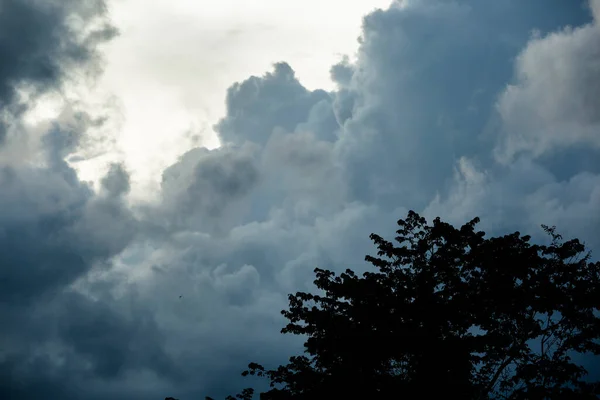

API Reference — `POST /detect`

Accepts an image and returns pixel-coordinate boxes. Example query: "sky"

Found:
[1,0,599,398]
[70,0,392,200]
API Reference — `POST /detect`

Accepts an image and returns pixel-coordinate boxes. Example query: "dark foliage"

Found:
[200,211,600,399]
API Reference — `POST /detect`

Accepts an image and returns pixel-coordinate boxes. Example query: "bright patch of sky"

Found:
[65,0,392,200]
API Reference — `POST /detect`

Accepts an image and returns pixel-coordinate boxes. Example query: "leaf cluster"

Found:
[219,211,600,399]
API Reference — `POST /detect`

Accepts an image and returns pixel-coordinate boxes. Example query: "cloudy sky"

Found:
[1,0,600,398]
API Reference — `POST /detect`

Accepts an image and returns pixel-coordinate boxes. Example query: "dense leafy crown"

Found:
[206,211,600,400]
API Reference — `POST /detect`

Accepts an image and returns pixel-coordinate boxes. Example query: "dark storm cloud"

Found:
[1,290,180,400]
[0,136,92,304]
[331,0,592,211]
[0,159,149,400]
[0,0,116,140]
[0,118,143,382]
[57,291,179,380]
[3,0,600,399]
[0,1,170,398]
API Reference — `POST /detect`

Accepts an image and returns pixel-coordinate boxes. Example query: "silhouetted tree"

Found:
[210,211,600,399]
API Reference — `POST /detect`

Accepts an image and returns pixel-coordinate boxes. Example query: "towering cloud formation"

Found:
[1,0,599,399]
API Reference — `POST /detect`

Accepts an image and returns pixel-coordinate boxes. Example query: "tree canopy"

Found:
[203,211,600,399]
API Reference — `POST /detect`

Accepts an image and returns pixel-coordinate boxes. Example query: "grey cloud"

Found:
[57,291,179,380]
[425,153,600,255]
[0,162,91,303]
[5,0,600,399]
[159,143,261,233]
[330,56,353,87]
[154,117,346,239]
[215,62,338,146]
[425,0,600,242]
[331,0,592,212]
[261,130,347,219]
[294,96,340,141]
[0,0,116,141]
[495,0,600,164]
[116,201,397,399]
[137,2,598,397]
[101,163,131,197]
[0,127,140,398]
[0,1,157,399]
[209,263,261,306]
[1,290,180,400]
[423,156,555,235]
[0,161,134,303]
